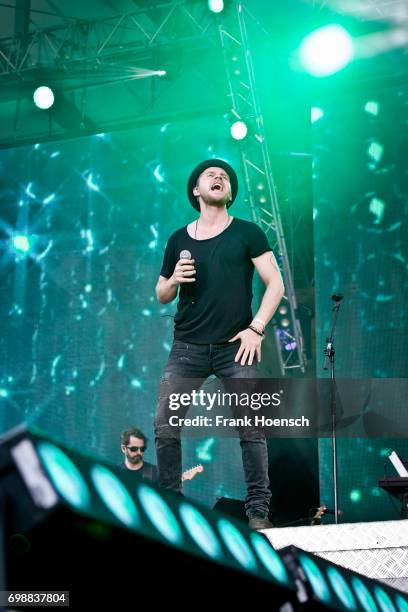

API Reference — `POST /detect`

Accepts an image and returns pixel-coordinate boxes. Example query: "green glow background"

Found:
[313,86,408,522]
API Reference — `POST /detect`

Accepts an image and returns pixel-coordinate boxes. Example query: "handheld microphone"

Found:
[179,250,195,305]
[179,249,191,260]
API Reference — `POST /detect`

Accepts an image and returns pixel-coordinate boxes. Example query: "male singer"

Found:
[154,159,284,530]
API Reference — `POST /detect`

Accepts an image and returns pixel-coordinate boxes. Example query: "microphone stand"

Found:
[323,294,344,525]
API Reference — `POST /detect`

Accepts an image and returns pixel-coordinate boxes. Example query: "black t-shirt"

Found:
[119,461,159,483]
[160,218,271,344]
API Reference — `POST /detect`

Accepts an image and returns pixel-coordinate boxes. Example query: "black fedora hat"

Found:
[187,159,238,211]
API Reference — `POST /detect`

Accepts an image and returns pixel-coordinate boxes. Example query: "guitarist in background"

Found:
[120,427,159,483]
[120,427,203,485]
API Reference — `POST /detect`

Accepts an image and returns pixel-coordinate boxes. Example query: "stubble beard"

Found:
[201,192,230,208]
[128,455,142,465]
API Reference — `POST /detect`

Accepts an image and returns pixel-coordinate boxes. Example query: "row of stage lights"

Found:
[31,82,250,142]
[30,85,248,144]
[11,430,407,612]
[27,436,293,590]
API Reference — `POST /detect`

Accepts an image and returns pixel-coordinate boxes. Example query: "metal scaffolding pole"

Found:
[219,2,307,374]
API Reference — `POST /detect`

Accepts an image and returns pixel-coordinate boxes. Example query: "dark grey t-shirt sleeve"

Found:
[160,234,176,279]
[247,222,272,258]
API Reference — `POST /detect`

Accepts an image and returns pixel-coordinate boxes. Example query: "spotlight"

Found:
[326,566,357,610]
[208,0,224,13]
[280,318,290,328]
[37,442,91,512]
[138,484,183,546]
[351,576,378,611]
[11,235,31,254]
[90,464,140,528]
[299,25,354,77]
[231,121,248,140]
[217,519,257,571]
[179,502,222,560]
[278,305,288,316]
[298,553,331,605]
[33,86,55,110]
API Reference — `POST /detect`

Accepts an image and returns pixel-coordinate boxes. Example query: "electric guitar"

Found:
[181,464,204,482]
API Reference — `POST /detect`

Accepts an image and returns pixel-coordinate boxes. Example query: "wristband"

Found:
[253,317,266,329]
[248,325,265,338]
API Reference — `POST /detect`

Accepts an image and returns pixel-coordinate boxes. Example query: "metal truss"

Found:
[308,0,406,22]
[219,2,307,374]
[0,1,218,78]
[0,1,227,148]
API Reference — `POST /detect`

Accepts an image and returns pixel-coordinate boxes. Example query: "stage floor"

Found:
[262,519,408,593]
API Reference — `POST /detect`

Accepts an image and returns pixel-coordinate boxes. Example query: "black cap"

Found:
[187,158,238,211]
